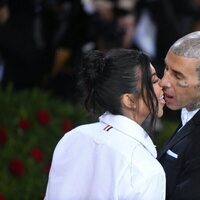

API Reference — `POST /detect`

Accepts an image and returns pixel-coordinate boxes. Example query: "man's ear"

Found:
[121,94,136,109]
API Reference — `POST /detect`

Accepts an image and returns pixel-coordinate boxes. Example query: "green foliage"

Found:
[154,118,179,150]
[0,85,180,200]
[0,86,91,200]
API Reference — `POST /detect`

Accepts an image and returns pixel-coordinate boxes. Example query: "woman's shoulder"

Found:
[131,144,165,178]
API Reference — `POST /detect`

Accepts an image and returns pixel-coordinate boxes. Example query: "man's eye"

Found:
[174,72,182,80]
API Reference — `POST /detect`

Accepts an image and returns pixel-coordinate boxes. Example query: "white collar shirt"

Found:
[181,108,200,127]
[44,112,166,200]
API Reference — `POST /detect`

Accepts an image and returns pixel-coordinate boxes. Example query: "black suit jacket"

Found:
[158,110,200,200]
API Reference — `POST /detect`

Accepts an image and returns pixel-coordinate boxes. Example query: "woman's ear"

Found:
[121,94,136,109]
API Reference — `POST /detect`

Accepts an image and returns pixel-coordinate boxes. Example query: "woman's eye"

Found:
[152,79,159,84]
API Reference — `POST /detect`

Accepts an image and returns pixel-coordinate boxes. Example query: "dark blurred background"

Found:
[0,0,199,119]
[3,1,200,199]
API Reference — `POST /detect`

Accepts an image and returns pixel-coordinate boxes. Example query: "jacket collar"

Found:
[158,109,200,159]
[99,112,157,158]
[181,108,200,127]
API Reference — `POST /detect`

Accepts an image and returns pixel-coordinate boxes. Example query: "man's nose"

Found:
[159,73,171,88]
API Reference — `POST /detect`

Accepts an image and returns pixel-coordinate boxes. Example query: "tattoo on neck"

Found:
[187,101,200,111]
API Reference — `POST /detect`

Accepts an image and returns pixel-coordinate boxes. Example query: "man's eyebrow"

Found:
[171,68,182,74]
[164,63,182,74]
[171,69,185,77]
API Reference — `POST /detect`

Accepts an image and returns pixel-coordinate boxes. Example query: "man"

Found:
[158,31,200,199]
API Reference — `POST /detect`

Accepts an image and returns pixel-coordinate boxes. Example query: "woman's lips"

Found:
[159,95,166,104]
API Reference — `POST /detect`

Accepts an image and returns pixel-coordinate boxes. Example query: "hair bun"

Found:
[82,50,106,84]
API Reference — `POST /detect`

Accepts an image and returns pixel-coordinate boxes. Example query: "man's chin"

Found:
[166,103,180,111]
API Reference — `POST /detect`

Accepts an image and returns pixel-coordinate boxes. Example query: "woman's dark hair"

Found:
[78,48,158,134]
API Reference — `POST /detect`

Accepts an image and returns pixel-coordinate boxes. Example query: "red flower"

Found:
[0,127,8,145]
[61,118,73,133]
[0,193,5,200]
[36,110,51,126]
[18,119,31,131]
[30,148,44,163]
[0,193,6,200]
[9,158,25,176]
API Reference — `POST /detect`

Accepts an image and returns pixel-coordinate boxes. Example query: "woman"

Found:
[44,49,166,200]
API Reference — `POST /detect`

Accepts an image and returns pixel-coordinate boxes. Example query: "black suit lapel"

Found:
[158,110,200,159]
[158,123,191,159]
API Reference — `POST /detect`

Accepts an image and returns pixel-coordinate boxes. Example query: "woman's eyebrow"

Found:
[151,72,157,77]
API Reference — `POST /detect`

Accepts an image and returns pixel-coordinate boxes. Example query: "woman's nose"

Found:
[158,79,163,89]
[159,78,164,87]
